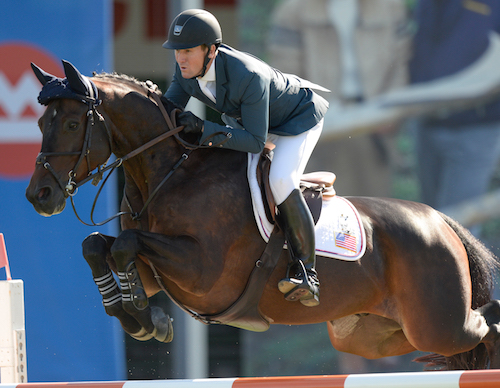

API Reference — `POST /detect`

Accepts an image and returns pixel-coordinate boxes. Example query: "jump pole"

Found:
[0,370,499,388]
[0,234,27,384]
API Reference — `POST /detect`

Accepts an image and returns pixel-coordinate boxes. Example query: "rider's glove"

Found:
[178,111,204,137]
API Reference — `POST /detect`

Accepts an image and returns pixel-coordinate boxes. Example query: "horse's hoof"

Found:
[151,306,174,343]
[129,327,154,341]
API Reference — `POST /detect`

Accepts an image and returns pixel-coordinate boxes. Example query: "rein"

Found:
[40,83,232,227]
[73,91,189,226]
[38,88,185,226]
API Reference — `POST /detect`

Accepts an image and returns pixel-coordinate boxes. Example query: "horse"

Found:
[26,60,500,370]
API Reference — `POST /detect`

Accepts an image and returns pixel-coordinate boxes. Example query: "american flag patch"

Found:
[335,232,357,252]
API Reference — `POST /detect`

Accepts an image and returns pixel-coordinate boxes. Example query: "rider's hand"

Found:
[178,111,204,136]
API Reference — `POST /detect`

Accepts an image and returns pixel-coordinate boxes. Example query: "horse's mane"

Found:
[92,72,186,114]
[93,72,163,96]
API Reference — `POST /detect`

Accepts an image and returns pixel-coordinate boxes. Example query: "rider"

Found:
[162,9,329,307]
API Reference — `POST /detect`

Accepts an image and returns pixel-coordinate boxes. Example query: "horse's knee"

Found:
[82,232,111,275]
[111,229,140,264]
[83,232,104,259]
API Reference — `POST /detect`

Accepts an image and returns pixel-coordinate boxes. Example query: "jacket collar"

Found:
[214,54,227,111]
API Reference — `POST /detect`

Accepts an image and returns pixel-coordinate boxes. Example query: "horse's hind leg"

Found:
[110,229,173,343]
[477,300,500,368]
[327,314,416,359]
[82,232,154,341]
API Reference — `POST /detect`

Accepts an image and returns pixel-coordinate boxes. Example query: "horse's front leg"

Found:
[110,229,174,343]
[82,232,164,342]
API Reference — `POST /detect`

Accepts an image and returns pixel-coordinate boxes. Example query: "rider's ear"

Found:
[31,63,57,85]
[208,45,217,59]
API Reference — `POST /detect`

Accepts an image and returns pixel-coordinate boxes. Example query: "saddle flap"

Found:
[249,152,366,262]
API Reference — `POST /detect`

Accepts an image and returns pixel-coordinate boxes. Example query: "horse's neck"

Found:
[97,79,248,205]
[100,90,173,159]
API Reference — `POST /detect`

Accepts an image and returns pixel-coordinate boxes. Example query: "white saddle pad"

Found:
[248,153,366,261]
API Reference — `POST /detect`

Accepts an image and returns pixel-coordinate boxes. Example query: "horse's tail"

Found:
[415,211,500,370]
[440,212,500,307]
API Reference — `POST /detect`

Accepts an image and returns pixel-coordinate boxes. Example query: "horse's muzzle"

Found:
[25,183,66,217]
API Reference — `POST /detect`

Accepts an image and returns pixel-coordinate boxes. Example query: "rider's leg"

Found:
[276,189,320,306]
[268,120,323,306]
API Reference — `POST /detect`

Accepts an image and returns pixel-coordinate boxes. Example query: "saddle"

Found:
[199,150,336,332]
[257,148,336,225]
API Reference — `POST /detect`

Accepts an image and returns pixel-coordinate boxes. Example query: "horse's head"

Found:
[26,61,112,216]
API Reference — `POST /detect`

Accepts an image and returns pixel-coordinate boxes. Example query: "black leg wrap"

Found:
[118,261,149,311]
[94,271,122,314]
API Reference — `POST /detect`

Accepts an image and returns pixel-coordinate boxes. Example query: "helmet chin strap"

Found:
[191,46,213,80]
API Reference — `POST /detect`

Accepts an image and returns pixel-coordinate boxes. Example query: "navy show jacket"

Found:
[165,44,329,153]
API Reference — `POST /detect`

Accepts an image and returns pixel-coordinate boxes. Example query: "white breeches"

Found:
[267,119,323,205]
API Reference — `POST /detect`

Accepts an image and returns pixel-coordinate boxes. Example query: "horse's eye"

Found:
[65,120,80,132]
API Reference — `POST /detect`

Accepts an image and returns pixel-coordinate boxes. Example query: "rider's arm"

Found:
[200,72,268,153]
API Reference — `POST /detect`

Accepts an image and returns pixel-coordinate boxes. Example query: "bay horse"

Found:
[26,60,500,370]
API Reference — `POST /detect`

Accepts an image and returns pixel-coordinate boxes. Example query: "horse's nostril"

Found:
[37,187,51,202]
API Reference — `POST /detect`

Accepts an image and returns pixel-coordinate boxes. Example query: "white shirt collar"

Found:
[198,57,216,82]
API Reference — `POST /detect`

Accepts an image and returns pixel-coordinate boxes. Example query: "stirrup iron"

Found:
[278,260,320,307]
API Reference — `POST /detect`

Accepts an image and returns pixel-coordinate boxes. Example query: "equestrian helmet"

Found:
[163,9,222,50]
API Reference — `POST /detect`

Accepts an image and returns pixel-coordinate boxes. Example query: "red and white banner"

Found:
[0,43,63,178]
[1,370,500,388]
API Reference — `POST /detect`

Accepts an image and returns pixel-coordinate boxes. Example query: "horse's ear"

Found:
[62,60,90,96]
[31,63,57,85]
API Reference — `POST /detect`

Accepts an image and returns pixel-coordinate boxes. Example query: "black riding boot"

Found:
[276,189,320,307]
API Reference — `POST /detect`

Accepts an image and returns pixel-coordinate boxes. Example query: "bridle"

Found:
[36,92,107,198]
[37,83,231,226]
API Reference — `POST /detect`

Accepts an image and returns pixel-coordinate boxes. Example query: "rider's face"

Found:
[175,45,209,79]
